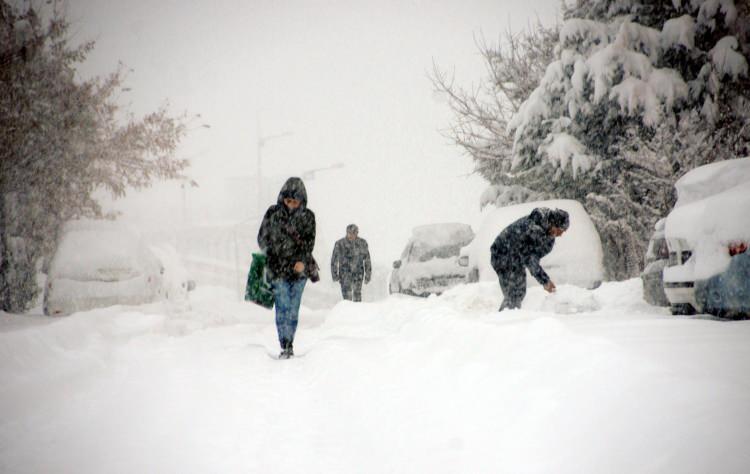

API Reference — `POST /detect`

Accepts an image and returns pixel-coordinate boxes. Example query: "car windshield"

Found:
[408,242,463,263]
[405,223,474,263]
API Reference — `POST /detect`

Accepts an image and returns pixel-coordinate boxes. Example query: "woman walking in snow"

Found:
[257,177,317,359]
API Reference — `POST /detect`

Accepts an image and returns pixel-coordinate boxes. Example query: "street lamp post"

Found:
[256,127,293,217]
[301,162,346,181]
[180,178,199,227]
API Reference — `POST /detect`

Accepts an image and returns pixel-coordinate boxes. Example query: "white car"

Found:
[460,199,604,289]
[663,157,750,315]
[44,220,192,316]
[389,223,476,296]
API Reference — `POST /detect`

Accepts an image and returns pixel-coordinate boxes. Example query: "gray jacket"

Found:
[331,237,372,282]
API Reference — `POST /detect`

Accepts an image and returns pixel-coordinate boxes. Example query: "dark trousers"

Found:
[340,278,363,302]
[497,266,527,311]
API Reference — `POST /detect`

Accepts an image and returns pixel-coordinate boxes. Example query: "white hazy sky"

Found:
[64,0,560,263]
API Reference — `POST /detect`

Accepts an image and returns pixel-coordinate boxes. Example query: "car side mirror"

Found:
[187,280,196,292]
[458,255,469,267]
[393,260,401,269]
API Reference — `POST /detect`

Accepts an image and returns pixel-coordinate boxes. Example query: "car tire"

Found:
[670,303,696,316]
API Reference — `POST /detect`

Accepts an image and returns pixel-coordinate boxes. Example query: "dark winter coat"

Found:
[331,237,372,282]
[490,207,565,285]
[257,178,316,281]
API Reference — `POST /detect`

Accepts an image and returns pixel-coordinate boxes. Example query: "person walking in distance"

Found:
[257,177,316,359]
[331,224,372,302]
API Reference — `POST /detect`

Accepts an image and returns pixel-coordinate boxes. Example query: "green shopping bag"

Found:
[245,253,274,309]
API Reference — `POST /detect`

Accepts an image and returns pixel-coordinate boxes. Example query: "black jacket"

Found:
[490,208,561,285]
[331,237,372,282]
[257,178,316,281]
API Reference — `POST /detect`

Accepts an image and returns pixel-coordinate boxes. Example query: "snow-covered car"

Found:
[44,220,192,316]
[640,218,670,307]
[460,199,604,289]
[389,223,476,296]
[149,243,197,305]
[663,157,750,317]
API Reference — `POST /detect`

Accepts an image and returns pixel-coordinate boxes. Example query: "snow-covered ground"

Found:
[2,280,749,473]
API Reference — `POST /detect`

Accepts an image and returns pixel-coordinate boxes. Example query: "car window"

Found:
[655,238,669,259]
[646,237,669,261]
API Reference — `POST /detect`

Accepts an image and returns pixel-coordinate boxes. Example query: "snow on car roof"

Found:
[674,157,750,208]
[410,223,474,248]
[49,220,160,281]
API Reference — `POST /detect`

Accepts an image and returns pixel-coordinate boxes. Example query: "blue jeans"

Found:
[272,278,307,346]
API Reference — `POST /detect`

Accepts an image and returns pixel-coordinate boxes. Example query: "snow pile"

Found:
[534,285,601,314]
[3,280,750,473]
[463,199,604,289]
[440,281,602,315]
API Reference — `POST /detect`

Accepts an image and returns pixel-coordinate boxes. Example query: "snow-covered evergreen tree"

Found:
[0,2,191,312]
[440,0,749,280]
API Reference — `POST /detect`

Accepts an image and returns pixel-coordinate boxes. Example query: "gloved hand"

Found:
[364,275,371,284]
[332,274,339,282]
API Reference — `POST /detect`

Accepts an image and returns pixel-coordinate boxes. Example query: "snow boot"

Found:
[278,340,294,359]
